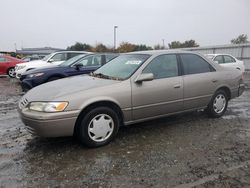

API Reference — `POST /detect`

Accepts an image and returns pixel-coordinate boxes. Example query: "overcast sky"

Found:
[1,0,250,51]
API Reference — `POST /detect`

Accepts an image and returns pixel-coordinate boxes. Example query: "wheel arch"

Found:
[216,86,231,100]
[6,67,15,77]
[74,100,124,136]
[6,66,14,73]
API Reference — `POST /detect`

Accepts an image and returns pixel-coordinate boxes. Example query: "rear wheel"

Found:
[76,107,120,147]
[206,90,228,118]
[7,67,15,78]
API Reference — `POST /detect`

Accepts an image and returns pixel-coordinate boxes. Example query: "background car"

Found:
[20,53,118,91]
[18,51,244,147]
[21,55,42,62]
[0,55,24,77]
[205,54,245,72]
[15,51,90,78]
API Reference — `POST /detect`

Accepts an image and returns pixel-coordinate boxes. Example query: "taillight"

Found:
[239,74,244,84]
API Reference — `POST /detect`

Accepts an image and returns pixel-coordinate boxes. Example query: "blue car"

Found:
[20,53,118,91]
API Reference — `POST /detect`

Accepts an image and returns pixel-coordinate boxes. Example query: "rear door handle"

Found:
[174,84,181,88]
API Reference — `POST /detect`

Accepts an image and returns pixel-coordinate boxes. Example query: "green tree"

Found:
[134,44,153,51]
[168,40,199,49]
[67,42,92,51]
[117,42,136,52]
[168,41,182,49]
[231,34,249,44]
[182,40,199,48]
[93,43,110,52]
[153,44,165,50]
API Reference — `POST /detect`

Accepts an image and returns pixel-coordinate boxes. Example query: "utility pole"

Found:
[114,26,118,51]
[162,39,165,49]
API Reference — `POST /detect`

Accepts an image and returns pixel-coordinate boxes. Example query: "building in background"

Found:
[16,47,65,57]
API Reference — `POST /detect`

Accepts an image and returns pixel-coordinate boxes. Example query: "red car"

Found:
[0,55,24,77]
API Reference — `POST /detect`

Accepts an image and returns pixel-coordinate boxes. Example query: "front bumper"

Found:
[18,107,80,137]
[21,77,47,91]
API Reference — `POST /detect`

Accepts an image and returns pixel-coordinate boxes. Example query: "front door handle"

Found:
[174,84,181,88]
[212,79,218,83]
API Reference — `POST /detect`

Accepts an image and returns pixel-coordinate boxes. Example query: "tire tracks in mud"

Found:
[175,160,250,188]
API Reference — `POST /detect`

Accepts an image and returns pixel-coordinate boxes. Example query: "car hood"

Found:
[17,60,47,66]
[23,65,62,75]
[24,75,120,101]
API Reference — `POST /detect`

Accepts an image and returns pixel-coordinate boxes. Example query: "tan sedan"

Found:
[18,51,245,147]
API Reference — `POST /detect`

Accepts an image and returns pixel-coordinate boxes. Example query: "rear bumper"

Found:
[231,83,245,99]
[238,83,245,96]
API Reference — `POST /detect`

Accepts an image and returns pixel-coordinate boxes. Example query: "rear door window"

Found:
[180,54,212,75]
[74,55,102,67]
[50,53,67,61]
[224,55,236,63]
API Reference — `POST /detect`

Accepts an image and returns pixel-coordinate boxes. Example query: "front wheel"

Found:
[7,67,15,78]
[77,107,120,147]
[206,90,228,118]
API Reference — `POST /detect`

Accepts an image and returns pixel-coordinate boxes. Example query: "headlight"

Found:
[28,73,44,78]
[29,102,68,112]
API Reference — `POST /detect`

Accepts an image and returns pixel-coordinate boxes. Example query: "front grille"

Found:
[19,97,29,109]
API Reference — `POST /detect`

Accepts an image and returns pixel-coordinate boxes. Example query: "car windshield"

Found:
[205,55,215,60]
[93,54,150,80]
[59,54,86,66]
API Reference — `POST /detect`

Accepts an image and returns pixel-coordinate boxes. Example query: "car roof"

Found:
[53,51,92,54]
[206,54,234,56]
[127,50,202,56]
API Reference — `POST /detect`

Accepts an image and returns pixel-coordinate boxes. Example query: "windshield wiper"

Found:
[90,72,122,81]
[91,72,109,79]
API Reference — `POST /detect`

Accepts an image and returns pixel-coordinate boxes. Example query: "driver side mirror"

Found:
[74,63,83,70]
[135,73,154,83]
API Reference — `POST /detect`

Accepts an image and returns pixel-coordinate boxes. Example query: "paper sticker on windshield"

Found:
[125,60,142,65]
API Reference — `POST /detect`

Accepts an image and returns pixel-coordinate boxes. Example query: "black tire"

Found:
[76,107,120,147]
[47,76,61,82]
[206,90,228,118]
[7,67,15,78]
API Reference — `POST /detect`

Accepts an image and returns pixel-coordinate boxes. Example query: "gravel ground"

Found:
[0,73,250,188]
